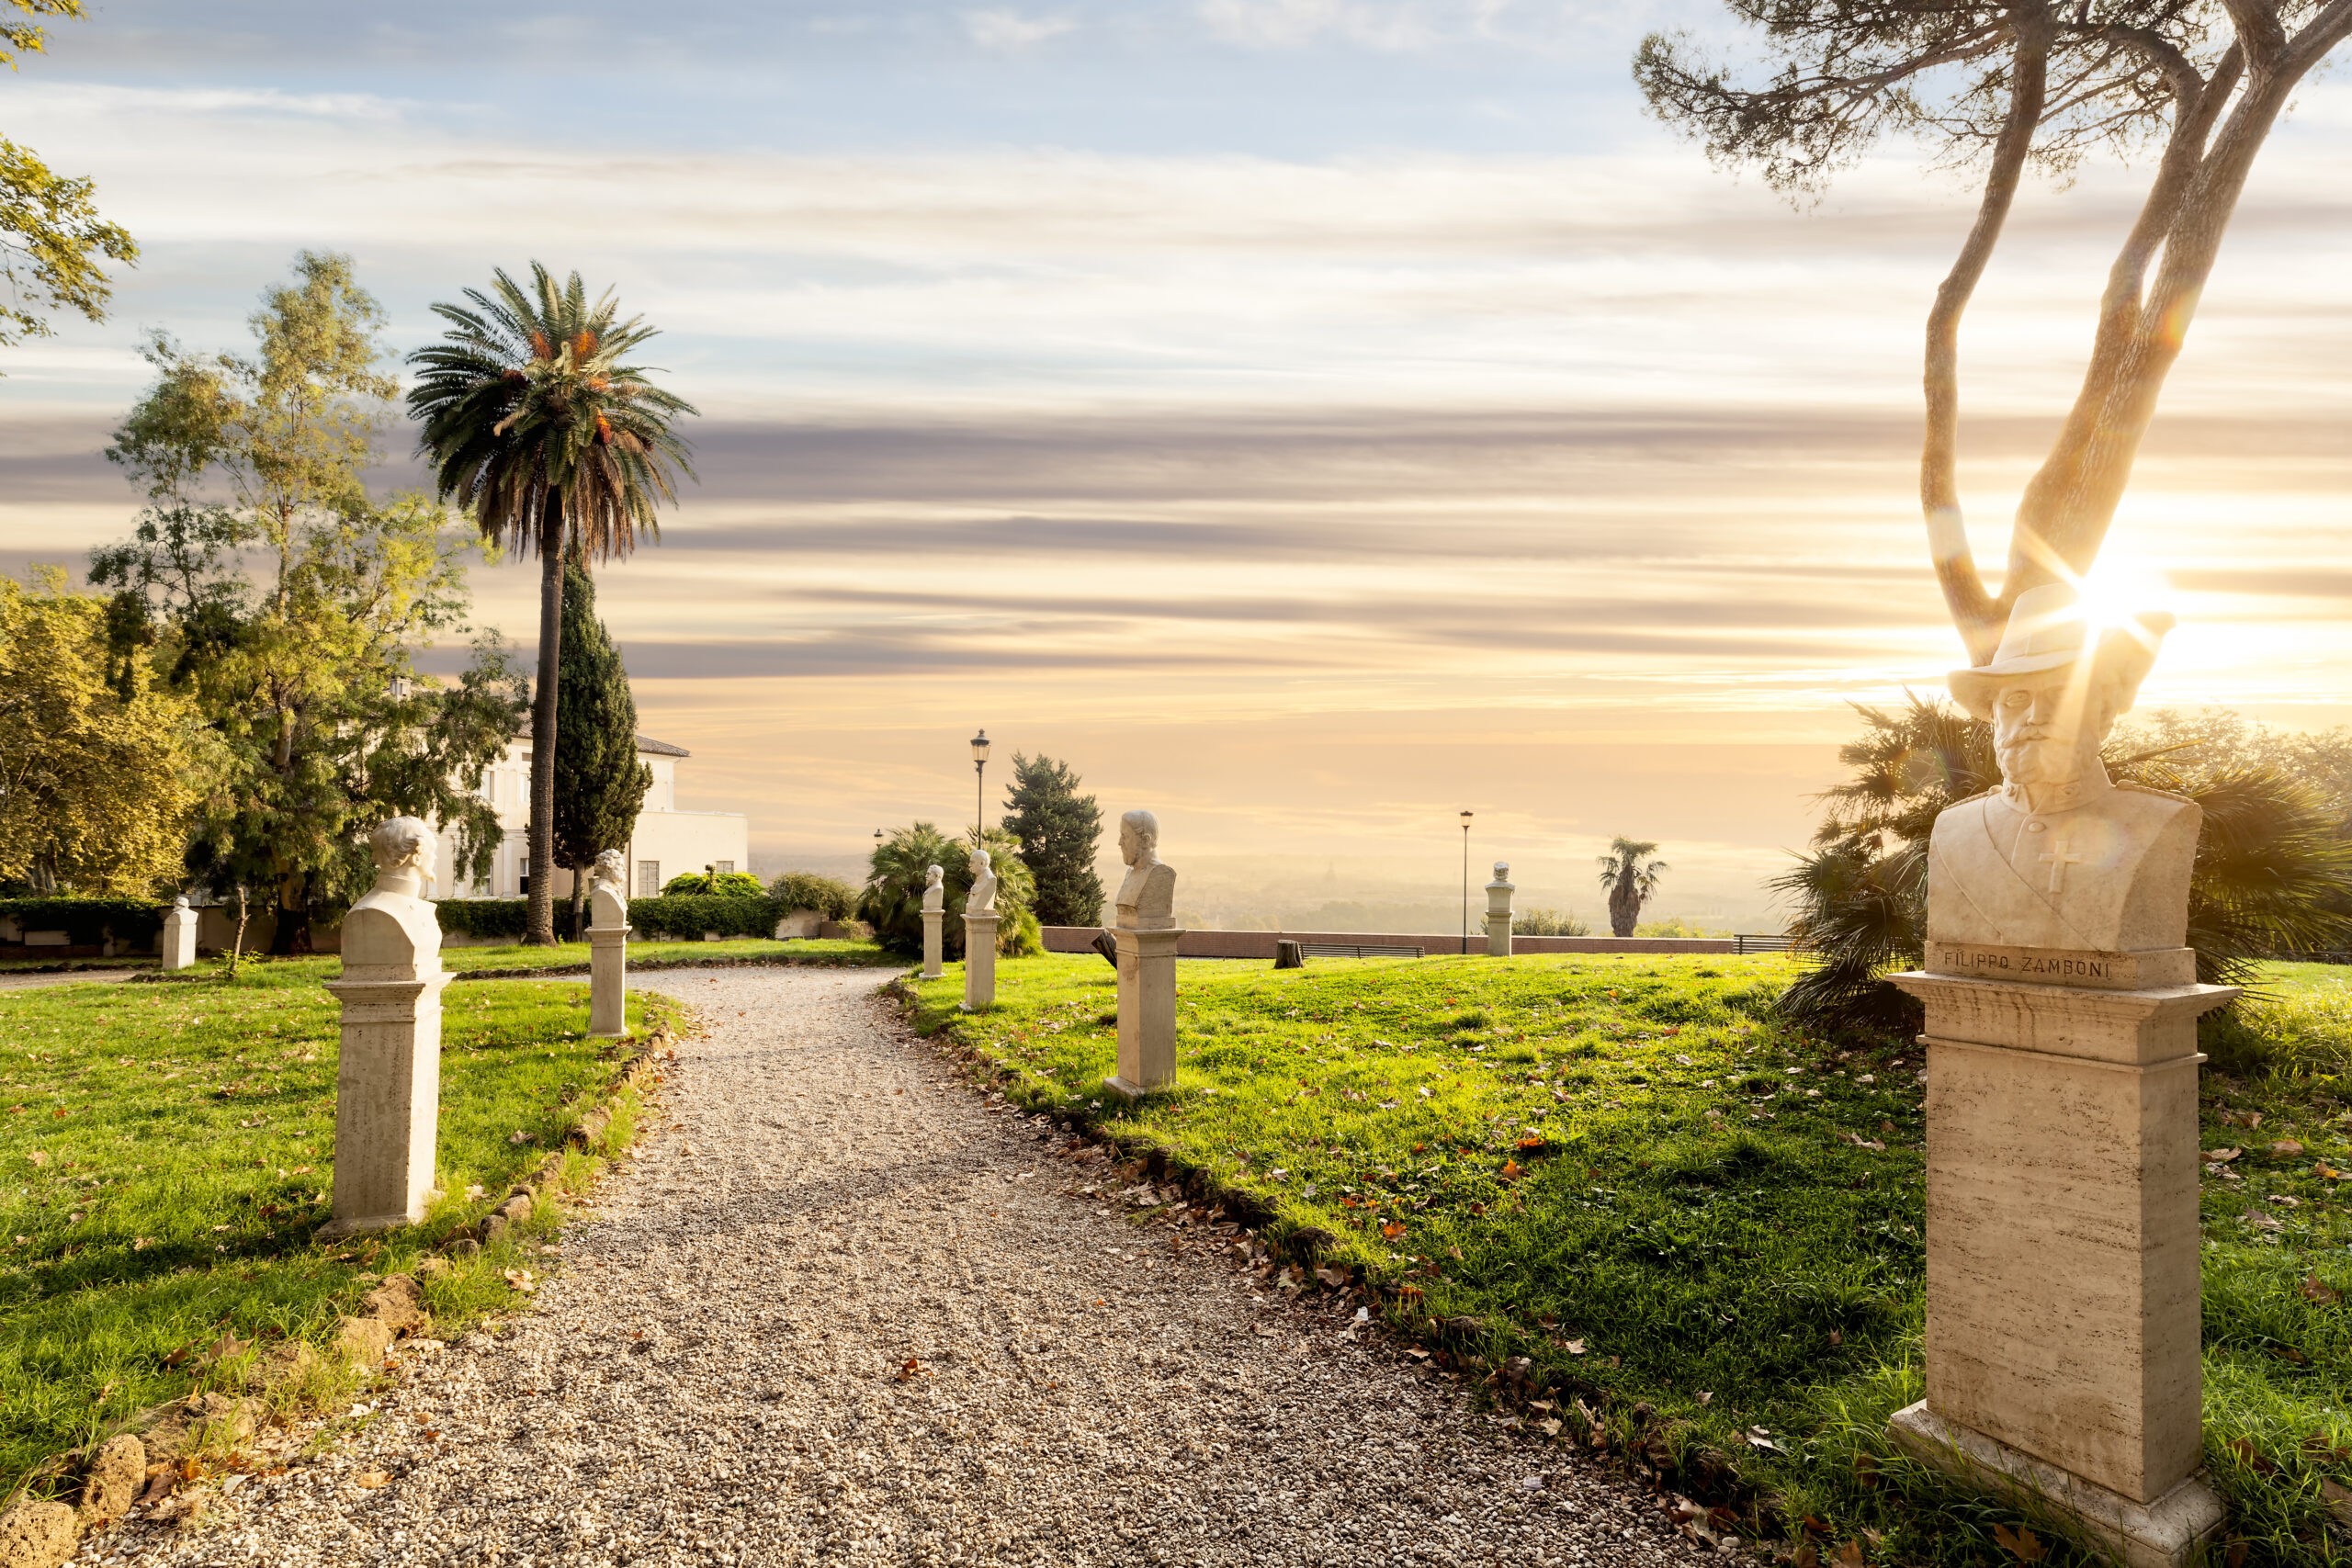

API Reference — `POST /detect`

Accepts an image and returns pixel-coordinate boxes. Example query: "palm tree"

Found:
[1596,837,1668,938]
[406,265,695,945]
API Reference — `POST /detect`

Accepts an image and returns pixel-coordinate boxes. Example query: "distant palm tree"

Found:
[407,265,695,945]
[1597,837,1669,938]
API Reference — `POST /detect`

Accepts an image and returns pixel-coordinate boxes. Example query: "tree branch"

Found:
[2220,0,2288,69]
[2284,0,2352,73]
[1921,6,2051,663]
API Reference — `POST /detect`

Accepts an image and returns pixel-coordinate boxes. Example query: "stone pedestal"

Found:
[161,897,198,972]
[922,908,944,979]
[962,913,998,1010]
[321,968,450,1238]
[1888,964,2233,1568]
[588,920,629,1037]
[1106,926,1183,1097]
[1484,865,1514,957]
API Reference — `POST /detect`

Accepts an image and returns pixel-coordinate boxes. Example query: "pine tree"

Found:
[553,555,649,937]
[1001,752,1103,927]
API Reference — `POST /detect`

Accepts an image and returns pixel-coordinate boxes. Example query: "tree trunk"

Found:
[1609,875,1640,938]
[525,496,565,947]
[267,871,310,955]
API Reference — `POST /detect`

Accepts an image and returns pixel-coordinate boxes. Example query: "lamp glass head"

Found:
[971,729,990,762]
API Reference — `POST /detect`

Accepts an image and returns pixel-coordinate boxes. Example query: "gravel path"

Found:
[87,966,1719,1568]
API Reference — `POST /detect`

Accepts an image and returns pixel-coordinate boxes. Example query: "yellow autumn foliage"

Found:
[0,569,212,892]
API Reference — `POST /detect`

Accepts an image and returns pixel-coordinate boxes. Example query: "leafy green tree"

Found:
[1638,0,2352,661]
[860,822,1042,959]
[407,264,696,946]
[1001,751,1103,926]
[90,253,526,952]
[0,570,213,893]
[1776,695,2352,1031]
[552,555,650,937]
[0,2,136,364]
[1597,838,1669,938]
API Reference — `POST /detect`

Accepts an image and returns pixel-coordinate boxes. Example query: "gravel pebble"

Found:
[85,966,1720,1567]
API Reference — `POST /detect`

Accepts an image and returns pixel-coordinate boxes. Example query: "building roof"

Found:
[635,734,691,758]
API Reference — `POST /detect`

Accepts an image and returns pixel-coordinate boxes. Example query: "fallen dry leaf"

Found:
[1564,1338,1587,1355]
[1499,1159,1523,1180]
[1991,1524,2045,1562]
[2207,1147,2244,1164]
[2321,1479,2352,1530]
[1837,1540,1866,1568]
[355,1471,390,1490]
[2271,1139,2306,1157]
[2301,1273,2341,1303]
[896,1357,927,1381]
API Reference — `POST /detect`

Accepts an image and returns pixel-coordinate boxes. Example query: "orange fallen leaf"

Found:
[1380,1221,1407,1239]
[2301,1273,2341,1303]
[355,1471,390,1490]
[1499,1159,1523,1180]
[1991,1523,2045,1562]
[896,1357,927,1382]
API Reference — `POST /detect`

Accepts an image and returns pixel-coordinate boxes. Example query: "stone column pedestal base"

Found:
[922,909,944,980]
[962,914,999,1010]
[1105,926,1183,1097]
[588,922,628,1038]
[321,970,450,1237]
[1889,1402,2222,1568]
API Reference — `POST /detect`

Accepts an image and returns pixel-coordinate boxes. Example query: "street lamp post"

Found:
[970,729,991,841]
[1459,809,1474,954]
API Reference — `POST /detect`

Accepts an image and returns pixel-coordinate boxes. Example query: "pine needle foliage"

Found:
[1001,752,1104,927]
[552,555,649,935]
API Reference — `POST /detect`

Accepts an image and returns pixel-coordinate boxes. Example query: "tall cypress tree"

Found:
[1002,752,1103,927]
[553,556,650,936]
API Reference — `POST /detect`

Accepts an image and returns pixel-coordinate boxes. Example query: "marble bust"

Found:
[588,848,628,927]
[1114,809,1178,931]
[967,850,998,915]
[343,816,442,975]
[1927,582,2198,954]
[922,863,945,912]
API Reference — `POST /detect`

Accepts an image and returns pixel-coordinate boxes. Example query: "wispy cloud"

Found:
[962,7,1078,50]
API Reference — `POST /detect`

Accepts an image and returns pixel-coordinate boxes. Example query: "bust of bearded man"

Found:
[1927,582,2198,956]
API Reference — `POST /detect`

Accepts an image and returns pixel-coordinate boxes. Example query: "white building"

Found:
[438,733,751,901]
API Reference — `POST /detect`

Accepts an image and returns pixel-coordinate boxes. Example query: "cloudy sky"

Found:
[2,1,2347,925]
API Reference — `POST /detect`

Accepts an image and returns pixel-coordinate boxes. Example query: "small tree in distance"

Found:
[1597,837,1670,938]
[1636,0,2352,659]
[1001,752,1104,927]
[552,555,650,937]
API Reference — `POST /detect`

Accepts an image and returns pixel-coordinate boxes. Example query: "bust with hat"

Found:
[1927,581,2199,954]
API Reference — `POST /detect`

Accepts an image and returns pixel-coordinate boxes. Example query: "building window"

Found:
[715,860,735,874]
[638,861,661,897]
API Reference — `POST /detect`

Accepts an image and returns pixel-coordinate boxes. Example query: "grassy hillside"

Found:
[910,952,2352,1565]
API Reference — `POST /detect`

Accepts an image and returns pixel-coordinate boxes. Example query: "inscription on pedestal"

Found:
[1926,942,2195,991]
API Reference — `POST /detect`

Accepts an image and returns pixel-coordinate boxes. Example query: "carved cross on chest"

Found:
[2038,834,2084,895]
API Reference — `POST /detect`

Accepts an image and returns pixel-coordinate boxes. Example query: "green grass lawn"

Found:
[911,952,2352,1566]
[0,956,678,1498]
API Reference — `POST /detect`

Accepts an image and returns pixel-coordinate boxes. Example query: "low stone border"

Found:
[0,1022,687,1568]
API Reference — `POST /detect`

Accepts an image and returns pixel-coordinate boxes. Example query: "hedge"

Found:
[626,894,777,941]
[434,898,532,940]
[0,897,170,947]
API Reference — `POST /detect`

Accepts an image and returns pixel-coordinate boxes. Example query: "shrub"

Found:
[1776,694,2352,1034]
[0,897,168,948]
[662,868,764,897]
[1515,907,1591,936]
[860,821,1043,960]
[435,898,530,941]
[628,894,776,941]
[770,872,857,921]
